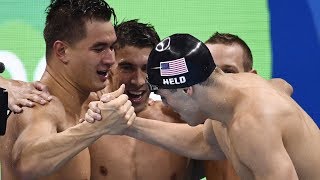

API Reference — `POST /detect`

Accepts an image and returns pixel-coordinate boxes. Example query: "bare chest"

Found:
[89,135,188,180]
[44,148,91,180]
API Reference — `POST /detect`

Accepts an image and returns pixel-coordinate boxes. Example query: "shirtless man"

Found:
[1,1,135,179]
[203,32,292,180]
[87,34,320,180]
[84,19,189,180]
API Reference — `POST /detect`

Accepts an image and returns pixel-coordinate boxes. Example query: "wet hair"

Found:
[205,32,253,72]
[44,0,116,59]
[114,19,160,50]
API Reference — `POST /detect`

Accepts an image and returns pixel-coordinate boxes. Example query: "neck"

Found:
[40,66,89,116]
[197,74,240,126]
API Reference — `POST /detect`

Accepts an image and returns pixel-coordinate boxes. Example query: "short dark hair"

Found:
[205,32,253,71]
[44,0,116,59]
[114,19,160,50]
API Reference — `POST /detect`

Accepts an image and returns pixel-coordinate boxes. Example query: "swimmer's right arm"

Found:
[84,100,225,160]
[124,118,225,160]
[12,114,103,179]
[11,86,134,179]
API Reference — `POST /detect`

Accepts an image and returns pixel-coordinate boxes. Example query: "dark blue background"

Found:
[269,0,320,126]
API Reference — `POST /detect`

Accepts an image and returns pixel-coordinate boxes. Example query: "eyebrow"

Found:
[118,61,134,66]
[90,42,109,48]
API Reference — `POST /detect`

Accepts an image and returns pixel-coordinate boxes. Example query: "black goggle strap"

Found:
[146,78,159,93]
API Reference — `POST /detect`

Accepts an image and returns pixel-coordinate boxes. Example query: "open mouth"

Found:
[96,70,108,82]
[126,90,146,103]
[97,70,108,77]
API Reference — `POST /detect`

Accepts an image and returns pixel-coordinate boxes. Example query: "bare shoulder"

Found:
[269,78,293,96]
[12,96,65,132]
[138,100,183,123]
[228,113,281,149]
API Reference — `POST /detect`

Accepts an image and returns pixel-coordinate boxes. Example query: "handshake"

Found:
[80,84,136,135]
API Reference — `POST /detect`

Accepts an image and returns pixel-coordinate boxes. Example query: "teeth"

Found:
[128,91,143,95]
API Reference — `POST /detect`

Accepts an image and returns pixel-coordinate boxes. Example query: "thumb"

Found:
[110,84,125,98]
[101,84,125,102]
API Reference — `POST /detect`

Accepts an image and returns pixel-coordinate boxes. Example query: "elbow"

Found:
[13,152,46,180]
[14,157,39,180]
[190,144,225,160]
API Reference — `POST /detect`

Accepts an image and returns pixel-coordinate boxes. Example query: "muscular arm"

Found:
[230,116,298,180]
[12,103,104,179]
[12,92,132,179]
[125,118,225,160]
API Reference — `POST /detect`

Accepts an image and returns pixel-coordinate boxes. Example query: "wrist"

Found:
[78,121,106,138]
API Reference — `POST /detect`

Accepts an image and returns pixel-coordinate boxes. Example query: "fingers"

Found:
[38,92,52,102]
[88,101,101,114]
[8,104,23,114]
[127,113,136,126]
[122,100,132,113]
[100,93,115,103]
[101,94,129,109]
[33,81,49,93]
[32,81,52,102]
[8,98,34,113]
[125,106,136,126]
[79,118,84,123]
[95,91,103,100]
[27,93,48,105]
[108,84,125,99]
[84,101,102,123]
[84,109,102,123]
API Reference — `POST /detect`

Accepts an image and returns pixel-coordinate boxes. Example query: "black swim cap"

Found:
[147,34,216,91]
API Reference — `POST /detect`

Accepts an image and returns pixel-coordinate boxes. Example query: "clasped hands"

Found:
[81,84,136,135]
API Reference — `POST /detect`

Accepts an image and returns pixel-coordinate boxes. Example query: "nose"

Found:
[131,69,146,87]
[101,49,115,66]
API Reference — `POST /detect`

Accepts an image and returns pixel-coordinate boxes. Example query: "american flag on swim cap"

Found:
[160,57,189,76]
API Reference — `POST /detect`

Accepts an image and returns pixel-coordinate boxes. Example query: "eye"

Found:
[221,68,237,73]
[119,64,134,72]
[93,47,105,53]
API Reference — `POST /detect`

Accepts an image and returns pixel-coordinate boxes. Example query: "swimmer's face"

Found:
[66,20,116,92]
[206,43,248,73]
[110,46,151,113]
[157,88,206,126]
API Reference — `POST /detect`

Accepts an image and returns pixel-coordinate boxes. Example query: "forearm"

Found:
[125,117,215,159]
[13,121,102,179]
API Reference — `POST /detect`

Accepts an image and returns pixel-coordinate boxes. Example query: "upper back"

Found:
[227,73,320,179]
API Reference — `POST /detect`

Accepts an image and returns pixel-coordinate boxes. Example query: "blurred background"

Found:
[0,0,319,126]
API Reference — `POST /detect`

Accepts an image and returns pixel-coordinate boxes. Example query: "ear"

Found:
[183,86,193,96]
[249,68,257,74]
[53,40,69,64]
